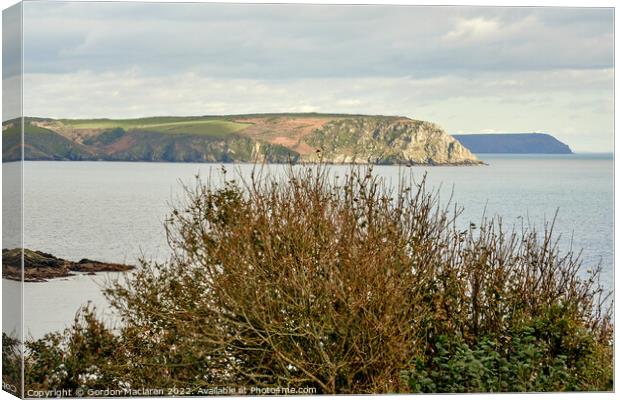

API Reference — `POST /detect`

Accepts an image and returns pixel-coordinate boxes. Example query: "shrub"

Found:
[24,309,122,393]
[3,333,22,396]
[22,165,613,393]
[402,309,613,393]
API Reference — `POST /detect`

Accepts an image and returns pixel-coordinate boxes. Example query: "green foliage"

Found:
[402,307,613,393]
[102,131,298,163]
[2,124,22,161]
[83,128,126,146]
[24,309,122,392]
[3,122,93,161]
[3,333,22,396]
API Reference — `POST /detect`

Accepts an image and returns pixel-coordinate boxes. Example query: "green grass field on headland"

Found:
[59,117,250,136]
[56,113,388,130]
[59,116,215,129]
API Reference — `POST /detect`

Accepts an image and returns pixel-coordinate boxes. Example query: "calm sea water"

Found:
[3,154,614,338]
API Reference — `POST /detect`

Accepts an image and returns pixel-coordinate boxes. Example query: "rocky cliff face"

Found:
[304,117,481,165]
[4,114,482,165]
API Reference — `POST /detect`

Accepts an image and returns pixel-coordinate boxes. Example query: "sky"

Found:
[3,2,615,151]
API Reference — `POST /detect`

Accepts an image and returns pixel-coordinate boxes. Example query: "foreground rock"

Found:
[2,248,134,282]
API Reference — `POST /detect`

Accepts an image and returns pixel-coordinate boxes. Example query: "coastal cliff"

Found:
[305,117,479,165]
[3,114,482,165]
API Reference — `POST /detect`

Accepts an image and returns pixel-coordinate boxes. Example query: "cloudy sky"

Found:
[6,2,615,151]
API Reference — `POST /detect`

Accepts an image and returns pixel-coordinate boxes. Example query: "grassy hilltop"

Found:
[2,113,481,165]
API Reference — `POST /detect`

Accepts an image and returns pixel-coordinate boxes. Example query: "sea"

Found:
[2,154,614,339]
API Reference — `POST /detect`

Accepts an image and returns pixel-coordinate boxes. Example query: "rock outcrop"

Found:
[2,248,134,282]
[304,117,481,165]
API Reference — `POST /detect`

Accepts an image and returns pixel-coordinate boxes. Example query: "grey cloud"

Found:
[3,3,22,79]
[21,3,613,78]
[3,3,22,120]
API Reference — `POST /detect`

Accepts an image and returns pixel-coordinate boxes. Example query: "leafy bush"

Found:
[402,307,613,393]
[21,165,613,394]
[3,333,22,396]
[24,310,121,392]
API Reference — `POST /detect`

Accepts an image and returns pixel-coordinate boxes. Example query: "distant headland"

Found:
[453,133,573,154]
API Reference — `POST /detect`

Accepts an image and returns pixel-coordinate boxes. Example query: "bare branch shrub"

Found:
[100,165,612,392]
[23,164,613,393]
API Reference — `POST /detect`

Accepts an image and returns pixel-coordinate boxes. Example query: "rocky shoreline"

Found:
[2,248,134,282]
